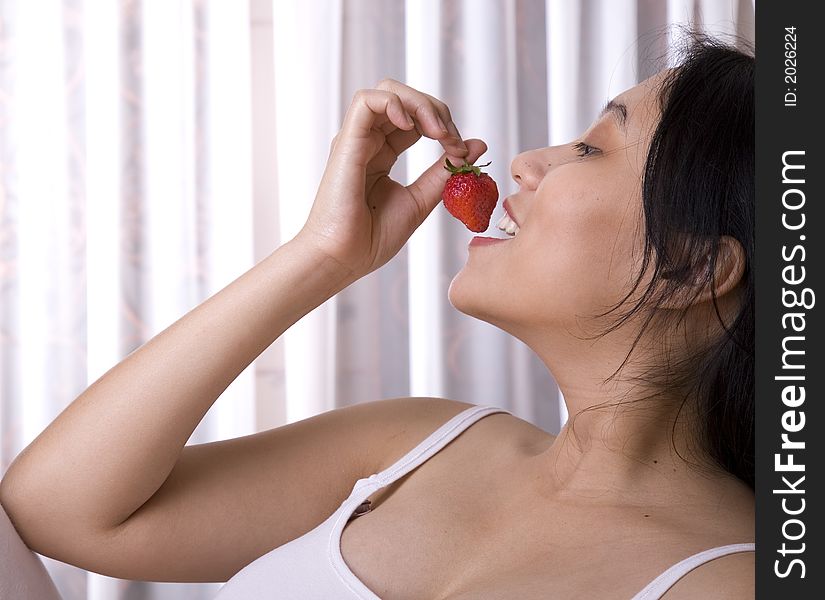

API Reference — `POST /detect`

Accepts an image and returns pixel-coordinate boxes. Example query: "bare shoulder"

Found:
[662,551,754,599]
[366,397,490,472]
[368,398,554,481]
[374,398,556,465]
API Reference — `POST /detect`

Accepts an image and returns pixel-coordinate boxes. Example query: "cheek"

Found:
[550,187,635,245]
[510,195,645,315]
[450,182,646,327]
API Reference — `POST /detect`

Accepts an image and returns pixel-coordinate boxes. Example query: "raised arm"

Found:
[0,80,486,581]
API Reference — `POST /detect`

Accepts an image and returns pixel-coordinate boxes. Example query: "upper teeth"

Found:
[496,214,520,236]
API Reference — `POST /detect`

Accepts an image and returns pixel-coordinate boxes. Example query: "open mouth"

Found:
[496,213,521,237]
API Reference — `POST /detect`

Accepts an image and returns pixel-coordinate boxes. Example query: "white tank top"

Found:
[214,404,754,599]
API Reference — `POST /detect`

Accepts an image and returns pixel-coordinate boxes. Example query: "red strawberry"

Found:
[441,159,499,233]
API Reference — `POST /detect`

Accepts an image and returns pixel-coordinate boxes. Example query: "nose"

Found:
[510,147,553,190]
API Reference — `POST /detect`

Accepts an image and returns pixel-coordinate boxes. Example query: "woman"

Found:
[0,36,754,598]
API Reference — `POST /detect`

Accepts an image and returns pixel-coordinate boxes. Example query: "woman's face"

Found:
[449,71,669,338]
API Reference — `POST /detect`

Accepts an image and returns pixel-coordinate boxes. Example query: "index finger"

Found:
[375,79,469,159]
[341,82,468,157]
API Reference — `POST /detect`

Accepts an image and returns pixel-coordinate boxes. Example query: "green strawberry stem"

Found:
[444,158,492,177]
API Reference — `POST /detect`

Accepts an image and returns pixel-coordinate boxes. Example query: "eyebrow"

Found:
[599,99,628,130]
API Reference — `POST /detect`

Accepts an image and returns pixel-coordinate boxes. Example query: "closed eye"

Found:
[572,141,599,157]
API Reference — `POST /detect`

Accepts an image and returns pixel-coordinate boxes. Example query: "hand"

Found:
[294,78,488,282]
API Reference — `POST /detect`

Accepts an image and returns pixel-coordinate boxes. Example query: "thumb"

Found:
[406,138,489,217]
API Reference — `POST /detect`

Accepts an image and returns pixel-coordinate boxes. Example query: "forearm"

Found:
[0,237,352,530]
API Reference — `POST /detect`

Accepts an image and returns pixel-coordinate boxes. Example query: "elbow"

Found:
[0,457,64,557]
[1,468,41,551]
[1,467,25,521]
[1,464,120,567]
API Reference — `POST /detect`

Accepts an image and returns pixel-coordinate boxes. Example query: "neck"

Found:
[508,320,752,509]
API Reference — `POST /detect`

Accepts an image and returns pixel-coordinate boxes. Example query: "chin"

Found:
[447,267,474,313]
[449,264,579,344]
[448,268,509,329]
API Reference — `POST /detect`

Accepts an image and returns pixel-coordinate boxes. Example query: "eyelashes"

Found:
[572,141,599,157]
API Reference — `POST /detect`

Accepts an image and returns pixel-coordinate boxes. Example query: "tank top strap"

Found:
[630,543,755,600]
[353,404,511,496]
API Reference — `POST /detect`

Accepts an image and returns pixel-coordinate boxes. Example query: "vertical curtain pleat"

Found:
[249,0,285,429]
[441,0,534,412]
[404,0,447,398]
[118,0,147,364]
[140,0,198,334]
[336,0,410,407]
[194,0,255,442]
[546,0,584,144]
[635,0,669,80]
[10,0,77,444]
[83,0,122,598]
[84,0,122,392]
[698,0,739,37]
[511,0,557,426]
[735,0,755,47]
[271,0,343,423]
[459,0,524,410]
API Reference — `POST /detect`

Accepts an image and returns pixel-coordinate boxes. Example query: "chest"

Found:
[338,457,695,600]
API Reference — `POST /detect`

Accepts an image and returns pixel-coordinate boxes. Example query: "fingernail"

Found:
[446,155,462,168]
[448,122,468,151]
[436,115,449,135]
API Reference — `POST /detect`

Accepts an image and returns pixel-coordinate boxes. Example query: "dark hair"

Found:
[585,34,754,488]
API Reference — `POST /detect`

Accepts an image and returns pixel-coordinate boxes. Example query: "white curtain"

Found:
[0,1,754,598]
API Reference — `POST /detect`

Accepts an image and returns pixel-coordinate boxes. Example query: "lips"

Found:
[469,236,510,247]
[496,197,521,236]
[503,198,520,227]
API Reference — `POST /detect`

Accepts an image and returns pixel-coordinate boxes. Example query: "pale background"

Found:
[0,0,754,598]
